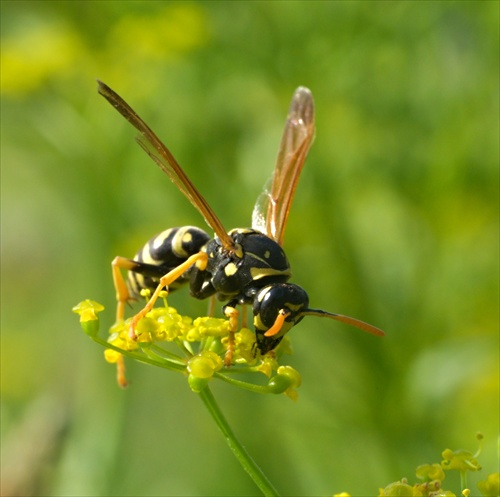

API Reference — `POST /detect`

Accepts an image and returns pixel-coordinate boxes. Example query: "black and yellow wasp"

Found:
[97,81,384,365]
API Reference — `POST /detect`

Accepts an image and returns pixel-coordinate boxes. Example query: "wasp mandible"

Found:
[97,81,384,366]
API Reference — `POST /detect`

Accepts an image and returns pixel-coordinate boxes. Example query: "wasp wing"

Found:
[252,87,315,246]
[97,80,235,252]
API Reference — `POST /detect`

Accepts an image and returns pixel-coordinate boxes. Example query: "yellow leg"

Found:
[129,251,208,340]
[116,354,128,388]
[112,256,138,323]
[223,305,239,366]
[241,305,248,329]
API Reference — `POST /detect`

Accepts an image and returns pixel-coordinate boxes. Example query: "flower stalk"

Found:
[198,386,280,497]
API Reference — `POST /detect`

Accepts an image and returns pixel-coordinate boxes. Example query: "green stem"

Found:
[90,335,186,373]
[460,470,467,492]
[214,372,271,394]
[198,386,280,497]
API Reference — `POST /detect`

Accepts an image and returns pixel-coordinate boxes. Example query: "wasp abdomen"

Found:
[127,226,210,296]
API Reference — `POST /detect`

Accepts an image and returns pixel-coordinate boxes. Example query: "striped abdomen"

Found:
[127,226,210,297]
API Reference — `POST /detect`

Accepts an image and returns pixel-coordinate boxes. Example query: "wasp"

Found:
[97,81,384,366]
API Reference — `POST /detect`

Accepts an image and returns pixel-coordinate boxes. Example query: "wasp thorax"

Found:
[194,229,292,301]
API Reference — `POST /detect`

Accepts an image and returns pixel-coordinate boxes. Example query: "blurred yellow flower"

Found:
[1,4,208,97]
[107,4,208,62]
[1,21,87,96]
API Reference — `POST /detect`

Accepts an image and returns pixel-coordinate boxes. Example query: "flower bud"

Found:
[268,366,301,395]
[441,448,481,472]
[416,463,445,482]
[187,351,223,379]
[72,300,104,336]
[478,472,499,497]
[379,481,415,497]
[188,374,209,393]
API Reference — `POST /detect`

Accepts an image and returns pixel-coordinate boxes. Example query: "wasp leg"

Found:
[111,256,147,388]
[112,254,190,388]
[116,355,128,388]
[223,303,239,366]
[112,256,168,322]
[241,305,248,329]
[207,295,217,317]
[129,251,208,339]
[112,256,141,323]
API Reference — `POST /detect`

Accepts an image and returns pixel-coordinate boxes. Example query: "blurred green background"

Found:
[1,2,498,496]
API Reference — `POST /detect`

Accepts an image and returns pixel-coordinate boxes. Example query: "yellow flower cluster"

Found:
[372,434,497,497]
[73,298,302,399]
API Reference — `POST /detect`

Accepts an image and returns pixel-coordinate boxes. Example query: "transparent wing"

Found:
[252,86,315,246]
[97,80,235,252]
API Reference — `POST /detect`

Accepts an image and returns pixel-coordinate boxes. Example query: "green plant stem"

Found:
[214,372,271,394]
[198,386,280,497]
[89,335,186,372]
[460,471,467,492]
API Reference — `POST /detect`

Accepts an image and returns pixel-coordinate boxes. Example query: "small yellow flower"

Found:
[441,448,481,472]
[378,481,415,497]
[187,351,223,393]
[416,463,445,482]
[187,316,230,341]
[187,351,223,379]
[148,307,188,341]
[72,300,105,336]
[414,479,442,495]
[104,349,122,364]
[257,356,279,378]
[72,300,104,322]
[235,327,258,363]
[478,472,500,497]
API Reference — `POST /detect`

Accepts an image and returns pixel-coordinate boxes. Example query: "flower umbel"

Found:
[73,298,301,398]
[367,434,495,497]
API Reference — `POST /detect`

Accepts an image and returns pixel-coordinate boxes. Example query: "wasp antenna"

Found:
[301,309,385,337]
[263,309,291,337]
